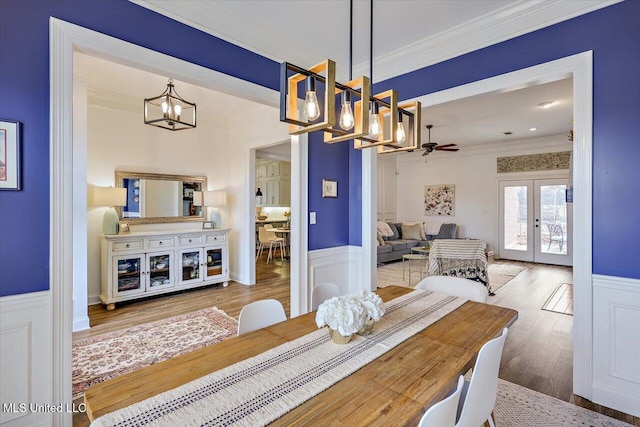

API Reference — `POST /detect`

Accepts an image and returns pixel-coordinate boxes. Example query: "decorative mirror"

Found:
[115,171,207,224]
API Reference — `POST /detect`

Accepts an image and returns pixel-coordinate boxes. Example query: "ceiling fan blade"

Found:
[436,148,460,152]
[436,143,457,148]
[421,150,429,156]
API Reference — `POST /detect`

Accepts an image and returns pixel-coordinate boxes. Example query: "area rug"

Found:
[494,378,632,426]
[72,307,237,399]
[377,260,525,292]
[542,282,574,315]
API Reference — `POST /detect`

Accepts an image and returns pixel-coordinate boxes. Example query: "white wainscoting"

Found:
[308,246,366,312]
[592,275,640,417]
[0,292,53,426]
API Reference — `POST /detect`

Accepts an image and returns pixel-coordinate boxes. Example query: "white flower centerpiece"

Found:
[315,291,385,344]
[353,290,385,335]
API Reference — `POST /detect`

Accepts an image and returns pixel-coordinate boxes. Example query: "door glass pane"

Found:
[504,186,527,251]
[149,254,171,287]
[117,257,142,292]
[540,184,567,255]
[206,248,223,278]
[182,251,200,281]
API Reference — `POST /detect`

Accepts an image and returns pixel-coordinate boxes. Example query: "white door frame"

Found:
[365,52,593,398]
[50,18,309,424]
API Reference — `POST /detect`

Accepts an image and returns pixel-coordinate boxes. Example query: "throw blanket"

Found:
[91,290,466,427]
[427,239,492,293]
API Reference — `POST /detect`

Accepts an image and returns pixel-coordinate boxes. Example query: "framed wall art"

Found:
[322,179,337,198]
[424,184,455,216]
[0,119,22,190]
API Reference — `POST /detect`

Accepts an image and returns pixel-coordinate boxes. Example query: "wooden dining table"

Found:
[85,286,518,426]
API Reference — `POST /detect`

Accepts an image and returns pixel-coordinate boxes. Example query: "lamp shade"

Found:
[193,191,203,207]
[92,187,127,207]
[203,191,227,207]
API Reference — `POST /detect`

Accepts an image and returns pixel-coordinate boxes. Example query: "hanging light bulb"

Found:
[368,101,382,138]
[339,91,355,130]
[396,112,406,143]
[303,76,321,121]
[174,104,182,121]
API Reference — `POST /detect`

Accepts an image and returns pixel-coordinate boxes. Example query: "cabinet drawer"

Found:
[149,237,174,249]
[113,240,143,251]
[179,235,202,245]
[206,234,226,243]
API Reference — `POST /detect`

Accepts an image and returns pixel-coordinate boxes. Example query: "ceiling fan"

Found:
[420,125,460,156]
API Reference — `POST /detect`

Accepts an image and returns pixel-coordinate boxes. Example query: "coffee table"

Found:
[402,253,428,284]
[411,246,430,255]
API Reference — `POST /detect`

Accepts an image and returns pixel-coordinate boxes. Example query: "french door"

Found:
[499,178,572,266]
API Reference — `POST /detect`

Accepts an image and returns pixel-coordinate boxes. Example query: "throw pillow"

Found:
[376,231,384,246]
[424,221,443,236]
[376,221,394,237]
[401,223,425,241]
[387,223,400,240]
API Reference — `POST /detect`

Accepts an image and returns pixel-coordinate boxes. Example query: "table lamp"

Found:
[203,190,227,228]
[92,186,127,235]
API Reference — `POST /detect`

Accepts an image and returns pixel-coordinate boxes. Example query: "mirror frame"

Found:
[115,171,207,224]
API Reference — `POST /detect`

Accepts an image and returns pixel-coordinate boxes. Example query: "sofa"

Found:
[376,222,457,265]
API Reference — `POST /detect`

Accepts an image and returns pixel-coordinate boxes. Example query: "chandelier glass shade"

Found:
[144,79,196,131]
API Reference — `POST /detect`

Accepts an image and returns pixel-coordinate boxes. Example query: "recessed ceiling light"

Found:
[538,101,555,109]
[503,131,513,135]
[529,127,538,131]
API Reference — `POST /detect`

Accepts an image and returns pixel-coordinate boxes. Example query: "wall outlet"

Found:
[310,212,316,224]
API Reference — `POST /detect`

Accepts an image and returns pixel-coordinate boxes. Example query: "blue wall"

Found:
[378,0,640,279]
[1,0,639,297]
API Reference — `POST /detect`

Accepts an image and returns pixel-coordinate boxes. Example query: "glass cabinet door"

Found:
[114,255,145,297]
[205,246,225,280]
[179,249,203,285]
[146,252,174,291]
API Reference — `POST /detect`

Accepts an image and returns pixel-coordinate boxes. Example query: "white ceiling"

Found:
[86,1,614,153]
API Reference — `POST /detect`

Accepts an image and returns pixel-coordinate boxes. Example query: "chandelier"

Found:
[144,78,196,131]
[279,0,420,153]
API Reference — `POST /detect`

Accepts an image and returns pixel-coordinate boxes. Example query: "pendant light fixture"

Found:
[278,0,419,153]
[144,78,196,131]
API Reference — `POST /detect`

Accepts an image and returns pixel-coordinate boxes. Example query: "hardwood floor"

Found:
[73,256,638,426]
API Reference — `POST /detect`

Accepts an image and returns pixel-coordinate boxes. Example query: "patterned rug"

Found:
[495,378,632,426]
[377,260,525,292]
[542,282,574,315]
[72,307,237,399]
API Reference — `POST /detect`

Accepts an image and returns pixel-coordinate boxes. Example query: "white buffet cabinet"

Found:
[100,229,230,310]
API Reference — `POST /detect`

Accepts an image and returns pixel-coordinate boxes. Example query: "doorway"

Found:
[499,178,572,266]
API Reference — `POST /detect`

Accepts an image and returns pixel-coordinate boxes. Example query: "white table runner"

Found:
[92,290,465,427]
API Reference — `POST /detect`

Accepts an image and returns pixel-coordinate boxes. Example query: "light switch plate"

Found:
[310,212,316,224]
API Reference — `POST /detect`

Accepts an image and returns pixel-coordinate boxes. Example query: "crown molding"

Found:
[355,0,621,82]
[130,0,324,68]
[133,0,619,83]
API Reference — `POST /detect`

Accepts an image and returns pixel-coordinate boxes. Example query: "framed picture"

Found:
[322,179,338,198]
[119,223,131,234]
[0,119,22,190]
[424,184,455,216]
[202,221,213,229]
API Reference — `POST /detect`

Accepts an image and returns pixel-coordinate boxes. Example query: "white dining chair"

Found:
[416,276,488,303]
[256,226,284,264]
[418,375,465,427]
[265,223,286,259]
[455,327,509,427]
[237,299,287,336]
[311,282,341,310]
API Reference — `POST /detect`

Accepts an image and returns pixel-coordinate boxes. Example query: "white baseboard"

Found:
[0,292,53,426]
[73,316,90,332]
[592,274,640,417]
